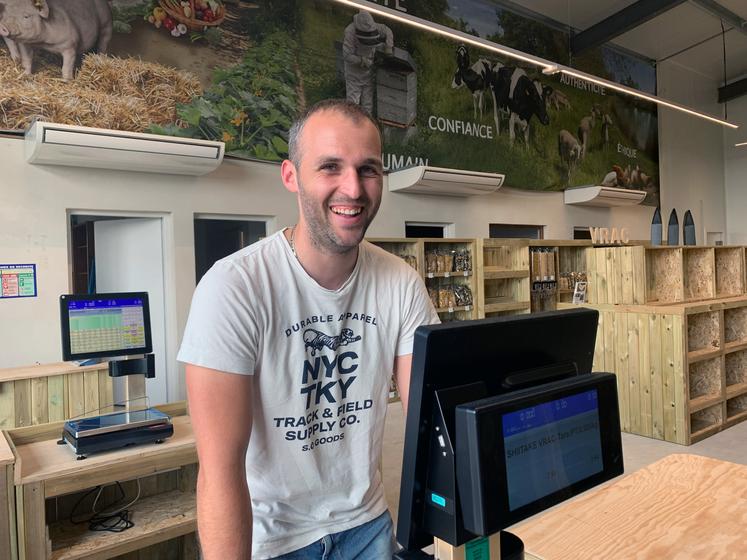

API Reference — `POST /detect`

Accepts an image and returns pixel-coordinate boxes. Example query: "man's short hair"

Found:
[288,99,382,167]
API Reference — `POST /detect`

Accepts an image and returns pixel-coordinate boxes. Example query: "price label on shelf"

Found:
[445,272,450,278]
[463,271,469,276]
[448,307,454,313]
[427,273,434,278]
[465,305,471,311]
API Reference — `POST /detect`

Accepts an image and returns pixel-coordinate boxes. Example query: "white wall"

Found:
[0,71,726,395]
[724,95,747,244]
[657,60,727,243]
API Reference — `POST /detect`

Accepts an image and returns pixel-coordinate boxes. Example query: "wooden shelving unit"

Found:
[367,237,479,322]
[572,296,747,445]
[422,238,479,322]
[586,245,746,305]
[527,240,592,310]
[476,238,530,318]
[368,237,478,399]
[7,404,197,559]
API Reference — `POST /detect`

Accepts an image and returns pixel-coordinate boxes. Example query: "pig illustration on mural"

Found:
[0,0,112,80]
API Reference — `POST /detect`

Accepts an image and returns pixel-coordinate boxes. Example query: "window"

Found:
[573,227,592,240]
[489,224,543,239]
[405,222,454,238]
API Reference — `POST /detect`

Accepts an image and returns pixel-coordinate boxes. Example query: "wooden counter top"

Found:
[13,415,196,497]
[513,454,747,559]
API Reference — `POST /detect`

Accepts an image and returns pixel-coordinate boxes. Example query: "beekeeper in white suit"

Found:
[343,10,393,115]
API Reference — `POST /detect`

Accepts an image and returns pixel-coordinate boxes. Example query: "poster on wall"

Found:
[0,264,37,298]
[0,0,658,204]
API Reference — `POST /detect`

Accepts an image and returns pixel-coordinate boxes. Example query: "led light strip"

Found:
[549,67,738,129]
[330,0,739,129]
[736,141,747,147]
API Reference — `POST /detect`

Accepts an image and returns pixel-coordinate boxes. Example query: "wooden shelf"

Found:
[725,409,747,427]
[686,347,721,364]
[435,305,472,314]
[13,416,195,491]
[689,394,723,413]
[690,422,723,443]
[484,300,531,313]
[726,382,747,399]
[425,271,472,278]
[482,268,529,280]
[7,406,196,559]
[50,489,196,560]
[724,339,747,353]
[478,239,530,318]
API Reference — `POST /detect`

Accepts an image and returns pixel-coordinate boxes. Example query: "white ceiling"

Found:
[512,0,747,83]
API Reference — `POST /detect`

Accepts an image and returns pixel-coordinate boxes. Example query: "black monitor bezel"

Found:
[397,308,600,551]
[456,373,623,535]
[60,292,153,361]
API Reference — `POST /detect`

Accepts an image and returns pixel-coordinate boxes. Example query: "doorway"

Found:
[194,214,271,283]
[68,212,173,407]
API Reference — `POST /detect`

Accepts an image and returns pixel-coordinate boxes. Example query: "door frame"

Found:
[66,209,179,402]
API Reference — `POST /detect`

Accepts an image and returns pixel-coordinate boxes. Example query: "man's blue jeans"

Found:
[271,510,394,559]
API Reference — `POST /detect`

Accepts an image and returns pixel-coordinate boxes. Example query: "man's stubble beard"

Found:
[297,179,380,256]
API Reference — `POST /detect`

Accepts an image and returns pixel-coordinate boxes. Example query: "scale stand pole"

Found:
[124,374,146,410]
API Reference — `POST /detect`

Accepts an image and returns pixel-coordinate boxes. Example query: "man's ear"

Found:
[280,159,299,194]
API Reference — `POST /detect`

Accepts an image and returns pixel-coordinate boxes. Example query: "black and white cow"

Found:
[491,67,550,144]
[451,44,497,120]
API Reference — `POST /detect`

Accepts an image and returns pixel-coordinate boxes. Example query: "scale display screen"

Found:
[60,293,152,360]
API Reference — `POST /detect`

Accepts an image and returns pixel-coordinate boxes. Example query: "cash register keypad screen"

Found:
[502,389,603,511]
[68,297,147,355]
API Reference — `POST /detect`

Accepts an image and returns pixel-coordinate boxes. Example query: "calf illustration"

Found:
[303,328,361,356]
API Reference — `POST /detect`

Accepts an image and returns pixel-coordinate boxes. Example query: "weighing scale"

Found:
[61,407,173,460]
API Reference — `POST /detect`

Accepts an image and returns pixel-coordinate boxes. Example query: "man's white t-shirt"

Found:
[178,230,439,558]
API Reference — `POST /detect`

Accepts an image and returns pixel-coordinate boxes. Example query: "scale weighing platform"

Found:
[61,408,173,459]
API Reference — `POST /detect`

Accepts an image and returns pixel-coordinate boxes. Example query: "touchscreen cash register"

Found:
[395,308,624,559]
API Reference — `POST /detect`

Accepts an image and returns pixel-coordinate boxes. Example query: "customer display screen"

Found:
[502,388,603,511]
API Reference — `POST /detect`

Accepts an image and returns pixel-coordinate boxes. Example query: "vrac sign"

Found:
[589,227,630,245]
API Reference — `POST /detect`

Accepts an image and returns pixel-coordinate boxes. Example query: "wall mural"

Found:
[0,0,659,204]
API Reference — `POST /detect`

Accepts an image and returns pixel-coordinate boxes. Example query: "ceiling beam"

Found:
[719,77,747,103]
[691,0,747,38]
[571,0,687,55]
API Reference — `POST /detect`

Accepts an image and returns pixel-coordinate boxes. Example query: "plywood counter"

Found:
[514,454,747,559]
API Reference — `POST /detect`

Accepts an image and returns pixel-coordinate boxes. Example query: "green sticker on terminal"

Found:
[465,537,490,560]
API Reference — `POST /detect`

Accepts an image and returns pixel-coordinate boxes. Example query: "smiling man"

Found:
[179,99,438,559]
